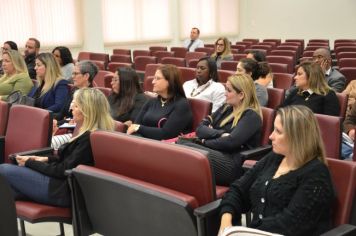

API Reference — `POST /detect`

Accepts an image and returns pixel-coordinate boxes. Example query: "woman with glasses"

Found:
[183,57,225,112]
[0,49,33,100]
[211,37,234,69]
[108,67,147,127]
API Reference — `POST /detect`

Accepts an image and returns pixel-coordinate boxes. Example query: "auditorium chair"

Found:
[258,41,277,49]
[263,39,281,45]
[90,60,105,70]
[112,48,131,56]
[0,175,18,236]
[170,47,188,58]
[250,44,273,53]
[244,48,268,56]
[336,92,348,120]
[217,69,235,83]
[93,70,113,87]
[220,61,238,71]
[110,54,131,63]
[266,87,285,110]
[242,38,259,44]
[269,63,289,74]
[270,50,297,64]
[185,52,207,67]
[204,44,215,48]
[278,44,302,58]
[152,51,174,63]
[107,62,133,73]
[285,39,305,49]
[132,49,151,60]
[96,87,112,97]
[0,101,10,136]
[308,39,329,44]
[179,66,196,83]
[305,45,329,52]
[273,73,294,90]
[134,56,157,74]
[302,50,315,57]
[149,46,168,54]
[335,46,356,55]
[230,44,246,53]
[315,114,342,160]
[188,98,212,130]
[233,53,247,61]
[338,58,356,68]
[335,39,356,44]
[195,47,214,56]
[236,41,253,49]
[77,51,91,61]
[161,57,186,67]
[266,55,295,74]
[143,75,154,92]
[336,52,356,62]
[339,67,356,87]
[90,53,110,69]
[144,63,161,81]
[188,59,199,68]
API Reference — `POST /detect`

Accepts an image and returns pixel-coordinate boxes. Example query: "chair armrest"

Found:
[12,147,54,157]
[240,145,272,160]
[194,199,222,236]
[321,224,356,236]
[0,136,4,163]
[194,199,221,218]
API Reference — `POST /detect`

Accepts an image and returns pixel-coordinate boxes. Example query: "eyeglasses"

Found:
[216,43,224,47]
[1,47,8,52]
[72,72,82,77]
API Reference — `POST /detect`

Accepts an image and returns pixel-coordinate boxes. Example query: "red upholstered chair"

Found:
[112,48,131,55]
[302,50,315,57]
[335,39,356,44]
[266,55,295,74]
[244,48,267,56]
[336,52,356,62]
[110,54,131,63]
[134,56,157,73]
[90,53,110,69]
[143,75,154,92]
[335,46,356,55]
[285,39,305,50]
[149,46,167,54]
[217,69,235,83]
[170,47,188,58]
[263,39,281,45]
[93,70,113,87]
[270,50,297,63]
[269,63,289,74]
[231,44,246,53]
[336,92,348,120]
[195,47,214,56]
[233,53,247,61]
[236,41,253,49]
[161,57,186,67]
[179,67,196,83]
[220,61,238,71]
[260,107,275,146]
[338,58,356,68]
[185,52,207,66]
[188,98,212,130]
[259,42,277,49]
[152,51,174,63]
[308,39,329,44]
[90,60,105,70]
[266,87,285,110]
[107,62,132,73]
[339,67,356,87]
[305,45,329,52]
[188,59,199,68]
[273,73,294,90]
[242,38,259,44]
[230,49,239,54]
[132,50,151,60]
[0,101,10,136]
[250,44,273,53]
[315,114,342,159]
[96,87,112,97]
[204,44,215,48]
[144,63,161,81]
[77,51,91,61]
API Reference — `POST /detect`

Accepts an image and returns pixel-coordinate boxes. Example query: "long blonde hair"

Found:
[36,53,63,96]
[72,88,114,139]
[277,105,327,167]
[0,49,28,82]
[297,61,330,95]
[220,74,262,127]
[211,37,232,59]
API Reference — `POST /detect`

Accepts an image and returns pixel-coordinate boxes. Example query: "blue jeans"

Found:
[0,164,58,206]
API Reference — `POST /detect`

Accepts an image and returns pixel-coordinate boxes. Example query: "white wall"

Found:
[238,0,356,47]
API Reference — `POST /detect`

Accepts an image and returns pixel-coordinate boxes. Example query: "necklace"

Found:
[160,98,168,107]
[190,80,212,97]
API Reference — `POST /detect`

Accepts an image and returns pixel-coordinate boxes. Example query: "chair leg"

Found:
[20,219,26,236]
[58,222,65,236]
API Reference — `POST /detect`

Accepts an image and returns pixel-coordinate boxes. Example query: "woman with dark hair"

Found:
[52,46,74,81]
[211,37,234,69]
[127,64,193,140]
[236,58,268,106]
[255,62,273,88]
[281,61,339,116]
[108,67,147,126]
[183,57,225,112]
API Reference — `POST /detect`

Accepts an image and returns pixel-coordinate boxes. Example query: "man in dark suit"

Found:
[313,48,346,92]
[24,38,40,79]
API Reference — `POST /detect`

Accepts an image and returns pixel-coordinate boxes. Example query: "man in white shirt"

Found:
[183,27,204,52]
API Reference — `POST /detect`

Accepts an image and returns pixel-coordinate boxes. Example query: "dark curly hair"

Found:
[52,46,74,66]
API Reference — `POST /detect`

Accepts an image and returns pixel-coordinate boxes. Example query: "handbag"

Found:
[6,90,35,106]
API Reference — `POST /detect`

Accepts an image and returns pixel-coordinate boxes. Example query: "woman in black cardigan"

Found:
[218,105,335,236]
[0,88,114,207]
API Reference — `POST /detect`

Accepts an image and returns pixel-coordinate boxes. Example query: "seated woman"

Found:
[52,46,75,82]
[108,67,147,127]
[179,74,262,186]
[211,37,234,69]
[255,62,273,88]
[0,49,33,100]
[0,41,18,76]
[183,57,225,112]
[218,105,335,236]
[29,53,69,114]
[281,61,339,116]
[127,64,193,140]
[236,58,268,106]
[0,88,114,207]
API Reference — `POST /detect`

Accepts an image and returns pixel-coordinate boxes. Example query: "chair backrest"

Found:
[71,165,197,236]
[178,67,196,83]
[266,88,285,110]
[152,51,175,63]
[161,57,186,67]
[185,52,207,66]
[233,53,247,61]
[188,98,212,130]
[336,52,356,61]
[90,130,216,206]
[143,75,154,92]
[144,63,161,80]
[107,62,132,73]
[110,54,131,63]
[149,46,168,54]
[195,47,214,56]
[336,92,348,120]
[315,114,342,160]
[132,50,151,60]
[3,105,52,163]
[266,55,295,74]
[96,87,112,97]
[250,44,273,53]
[77,52,91,61]
[93,70,113,87]
[273,73,294,90]
[231,45,246,53]
[270,50,297,63]
[327,158,356,226]
[338,58,356,68]
[220,61,238,71]
[339,67,356,87]
[263,39,281,45]
[0,101,10,136]
[90,53,110,66]
[170,47,188,58]
[134,56,157,72]
[217,70,235,83]
[285,39,305,50]
[0,175,18,236]
[90,60,105,70]
[188,59,199,68]
[261,107,275,145]
[112,48,131,56]
[335,46,356,55]
[269,63,289,74]
[242,38,259,44]
[302,50,315,57]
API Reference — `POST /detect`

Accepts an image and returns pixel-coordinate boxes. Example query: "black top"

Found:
[220,152,335,236]
[109,93,148,122]
[25,54,36,79]
[282,88,340,116]
[55,88,75,122]
[135,96,193,140]
[196,106,262,161]
[25,131,93,200]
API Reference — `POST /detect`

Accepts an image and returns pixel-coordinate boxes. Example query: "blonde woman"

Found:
[282,61,339,116]
[0,49,33,100]
[180,74,262,186]
[211,37,234,69]
[218,105,334,236]
[30,52,69,113]
[0,88,114,207]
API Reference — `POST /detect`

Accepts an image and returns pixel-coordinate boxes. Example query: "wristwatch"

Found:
[133,124,140,132]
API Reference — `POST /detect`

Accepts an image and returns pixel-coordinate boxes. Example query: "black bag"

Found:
[6,91,35,106]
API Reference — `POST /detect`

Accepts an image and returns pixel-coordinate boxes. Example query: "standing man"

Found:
[183,27,204,52]
[313,48,346,92]
[24,38,40,79]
